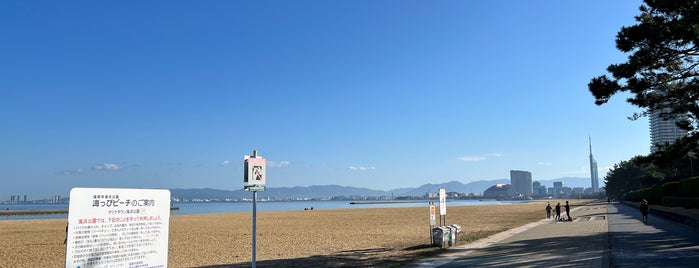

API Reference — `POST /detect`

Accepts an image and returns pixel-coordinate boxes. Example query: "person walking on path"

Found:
[546,203,552,219]
[565,201,572,221]
[555,202,561,220]
[640,199,650,223]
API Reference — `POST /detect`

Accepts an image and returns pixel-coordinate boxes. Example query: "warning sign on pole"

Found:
[439,188,447,216]
[65,188,171,268]
[429,205,436,226]
[244,152,266,191]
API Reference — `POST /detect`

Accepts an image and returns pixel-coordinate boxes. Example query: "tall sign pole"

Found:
[439,188,447,226]
[244,150,266,268]
[429,202,436,244]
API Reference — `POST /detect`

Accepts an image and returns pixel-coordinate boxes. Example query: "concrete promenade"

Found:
[404,201,699,268]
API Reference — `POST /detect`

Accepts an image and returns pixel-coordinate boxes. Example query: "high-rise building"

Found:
[553,182,563,197]
[650,108,688,152]
[589,137,599,193]
[532,181,547,196]
[510,170,532,197]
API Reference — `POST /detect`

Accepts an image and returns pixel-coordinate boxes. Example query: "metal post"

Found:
[689,152,696,177]
[252,190,257,268]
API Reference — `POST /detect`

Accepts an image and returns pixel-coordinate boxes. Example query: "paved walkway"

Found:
[404,201,699,268]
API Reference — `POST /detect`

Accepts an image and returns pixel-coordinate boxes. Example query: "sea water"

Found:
[1,199,527,220]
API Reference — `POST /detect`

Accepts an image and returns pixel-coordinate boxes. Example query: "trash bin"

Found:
[444,225,457,246]
[449,224,462,246]
[432,226,451,248]
[450,224,462,234]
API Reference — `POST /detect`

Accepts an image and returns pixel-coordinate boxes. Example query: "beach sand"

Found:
[0,200,589,267]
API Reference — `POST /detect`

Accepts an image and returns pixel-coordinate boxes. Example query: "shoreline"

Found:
[0,200,531,219]
[349,200,426,205]
[0,209,68,216]
[0,206,180,217]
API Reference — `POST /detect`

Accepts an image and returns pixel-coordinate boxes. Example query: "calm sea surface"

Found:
[1,200,529,221]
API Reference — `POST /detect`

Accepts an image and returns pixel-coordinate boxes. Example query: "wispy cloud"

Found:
[58,162,123,175]
[562,165,588,175]
[458,153,502,162]
[92,163,121,171]
[348,166,376,171]
[57,168,84,175]
[220,160,232,167]
[458,156,487,162]
[537,162,553,166]
[268,161,290,168]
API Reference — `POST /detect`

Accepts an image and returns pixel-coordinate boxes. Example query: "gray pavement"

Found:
[404,201,699,268]
[607,202,699,267]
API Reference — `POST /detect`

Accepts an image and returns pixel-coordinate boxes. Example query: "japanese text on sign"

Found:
[66,188,170,268]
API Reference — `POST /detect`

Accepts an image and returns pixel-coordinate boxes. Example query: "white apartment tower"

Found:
[510,170,532,197]
[589,137,599,193]
[650,108,688,153]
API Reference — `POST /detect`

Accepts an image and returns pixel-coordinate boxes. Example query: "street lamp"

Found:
[688,152,696,177]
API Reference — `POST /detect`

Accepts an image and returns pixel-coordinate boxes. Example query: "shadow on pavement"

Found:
[608,203,699,267]
[197,246,433,268]
[439,233,606,268]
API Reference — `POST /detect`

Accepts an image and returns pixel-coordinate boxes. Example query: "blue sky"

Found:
[1,0,648,199]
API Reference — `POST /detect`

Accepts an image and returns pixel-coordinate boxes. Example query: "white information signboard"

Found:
[65,188,171,268]
[439,189,447,216]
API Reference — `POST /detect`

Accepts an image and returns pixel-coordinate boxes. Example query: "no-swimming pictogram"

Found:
[253,166,263,181]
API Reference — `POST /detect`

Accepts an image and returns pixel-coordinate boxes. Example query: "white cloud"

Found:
[268,161,290,168]
[92,163,121,171]
[220,160,232,167]
[348,166,376,171]
[486,153,503,157]
[538,162,553,166]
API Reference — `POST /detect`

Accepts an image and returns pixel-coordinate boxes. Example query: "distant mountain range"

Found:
[170,177,594,201]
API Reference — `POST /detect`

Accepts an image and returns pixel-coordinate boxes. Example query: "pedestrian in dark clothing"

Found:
[640,199,649,223]
[565,201,571,221]
[555,203,561,220]
[546,203,552,219]
[64,223,68,244]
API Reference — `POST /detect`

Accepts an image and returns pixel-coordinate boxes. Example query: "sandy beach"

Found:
[0,200,590,267]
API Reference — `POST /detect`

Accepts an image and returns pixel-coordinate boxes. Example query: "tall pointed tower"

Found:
[589,137,599,193]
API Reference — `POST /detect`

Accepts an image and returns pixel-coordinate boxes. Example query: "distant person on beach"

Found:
[565,201,571,221]
[64,223,68,244]
[546,203,552,218]
[555,203,561,220]
[640,199,649,223]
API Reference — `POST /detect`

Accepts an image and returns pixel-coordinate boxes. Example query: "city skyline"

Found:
[1,1,647,199]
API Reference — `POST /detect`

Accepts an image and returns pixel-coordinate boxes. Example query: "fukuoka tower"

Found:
[589,137,599,193]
